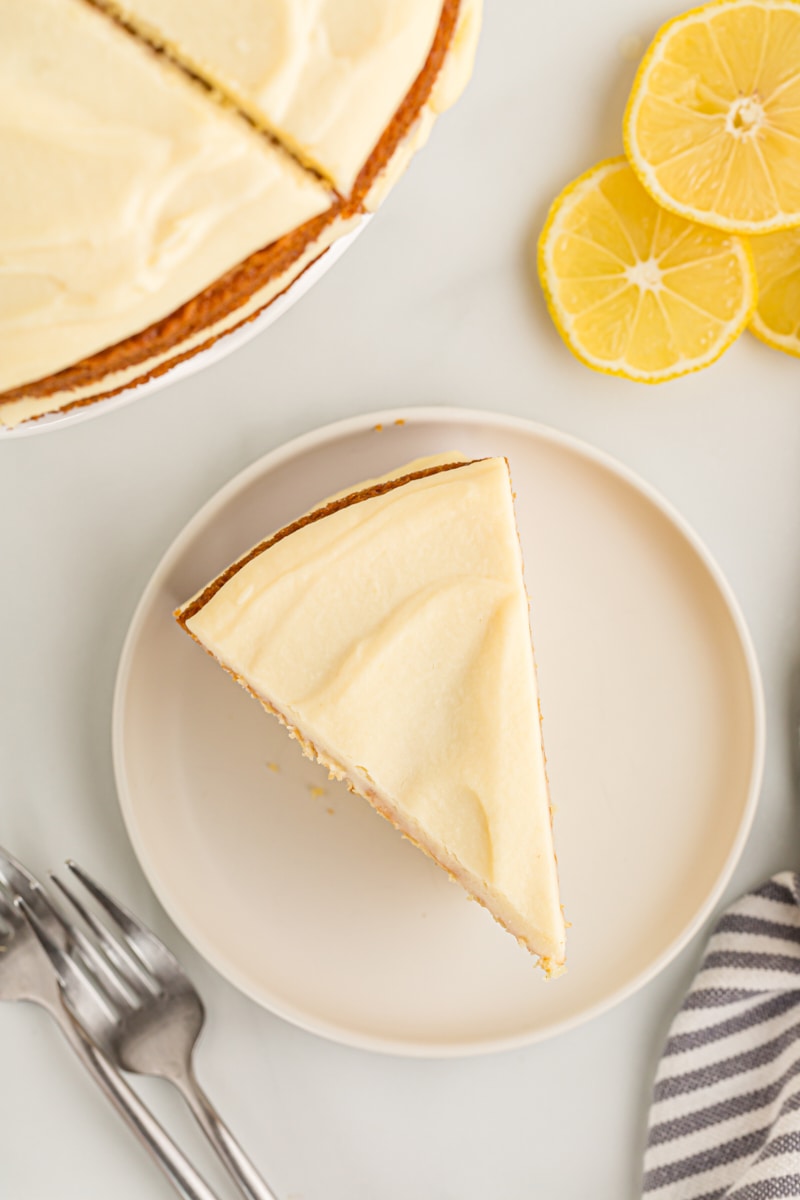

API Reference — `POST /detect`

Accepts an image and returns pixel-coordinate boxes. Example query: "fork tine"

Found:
[16,898,119,1021]
[0,848,64,934]
[0,887,16,922]
[28,878,79,946]
[66,861,178,976]
[51,873,154,998]
[21,883,130,1013]
[0,844,40,900]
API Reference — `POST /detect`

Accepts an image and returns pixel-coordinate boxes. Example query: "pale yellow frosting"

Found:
[0,212,360,429]
[431,0,481,115]
[185,456,565,965]
[0,1,479,424]
[362,0,483,211]
[96,0,447,194]
[0,0,333,395]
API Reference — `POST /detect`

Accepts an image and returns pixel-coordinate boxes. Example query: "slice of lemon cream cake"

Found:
[176,455,565,973]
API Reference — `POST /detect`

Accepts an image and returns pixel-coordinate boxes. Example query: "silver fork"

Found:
[0,846,221,1200]
[23,859,279,1200]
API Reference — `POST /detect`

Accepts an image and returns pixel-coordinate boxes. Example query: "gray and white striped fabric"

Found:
[643,873,800,1199]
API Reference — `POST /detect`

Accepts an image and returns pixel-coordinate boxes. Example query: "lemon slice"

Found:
[537,158,756,382]
[625,0,800,234]
[749,226,800,354]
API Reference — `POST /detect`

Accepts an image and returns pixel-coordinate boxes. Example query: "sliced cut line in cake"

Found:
[88,0,464,198]
[0,0,480,427]
[0,0,338,422]
[176,455,565,974]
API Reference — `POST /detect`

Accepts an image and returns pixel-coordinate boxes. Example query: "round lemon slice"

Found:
[749,226,800,355]
[537,158,757,382]
[625,0,800,234]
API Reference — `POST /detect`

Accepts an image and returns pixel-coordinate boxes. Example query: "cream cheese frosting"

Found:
[182,456,565,967]
[361,0,483,211]
[0,1,479,426]
[0,0,333,395]
[94,0,448,194]
[0,211,360,429]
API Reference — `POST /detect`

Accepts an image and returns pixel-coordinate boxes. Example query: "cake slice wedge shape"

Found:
[176,455,565,973]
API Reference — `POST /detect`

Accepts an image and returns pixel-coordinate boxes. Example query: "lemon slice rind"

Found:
[749,317,800,356]
[538,157,757,383]
[748,226,800,356]
[624,0,800,236]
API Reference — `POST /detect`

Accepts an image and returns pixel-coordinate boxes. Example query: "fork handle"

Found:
[175,1068,280,1200]
[51,1006,223,1200]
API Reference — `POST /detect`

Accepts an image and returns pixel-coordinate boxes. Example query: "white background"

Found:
[2,2,800,1198]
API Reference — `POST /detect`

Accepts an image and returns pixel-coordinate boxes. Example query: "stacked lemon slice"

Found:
[749,229,800,356]
[538,0,800,381]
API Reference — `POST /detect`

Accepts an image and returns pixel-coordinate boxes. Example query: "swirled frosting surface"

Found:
[0,0,332,393]
[96,0,448,193]
[186,456,565,962]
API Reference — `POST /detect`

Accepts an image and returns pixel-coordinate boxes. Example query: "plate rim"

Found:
[112,406,766,1057]
[0,221,367,440]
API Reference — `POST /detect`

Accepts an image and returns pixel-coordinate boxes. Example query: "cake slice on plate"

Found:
[176,455,566,974]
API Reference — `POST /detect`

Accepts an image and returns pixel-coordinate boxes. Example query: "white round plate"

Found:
[1,223,365,439]
[113,408,765,1057]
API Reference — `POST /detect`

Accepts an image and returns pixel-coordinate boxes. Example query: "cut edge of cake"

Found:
[175,456,566,977]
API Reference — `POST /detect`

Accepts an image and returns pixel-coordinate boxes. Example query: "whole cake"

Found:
[176,455,566,974]
[0,0,480,428]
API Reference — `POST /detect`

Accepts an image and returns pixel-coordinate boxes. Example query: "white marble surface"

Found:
[2,2,800,1198]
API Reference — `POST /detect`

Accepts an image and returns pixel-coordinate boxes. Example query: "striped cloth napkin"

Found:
[643,873,800,1199]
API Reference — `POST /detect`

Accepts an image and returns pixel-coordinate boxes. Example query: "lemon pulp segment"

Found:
[625,0,800,233]
[538,157,757,382]
[749,226,800,354]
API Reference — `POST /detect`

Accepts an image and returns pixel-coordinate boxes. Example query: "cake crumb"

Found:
[374,423,384,432]
[394,418,405,426]
[309,785,325,799]
[326,807,335,815]
[266,762,280,773]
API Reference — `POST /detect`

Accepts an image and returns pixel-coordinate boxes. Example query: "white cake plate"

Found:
[113,408,765,1057]
[0,222,366,439]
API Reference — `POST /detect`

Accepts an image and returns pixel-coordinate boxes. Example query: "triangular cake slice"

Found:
[176,455,565,973]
